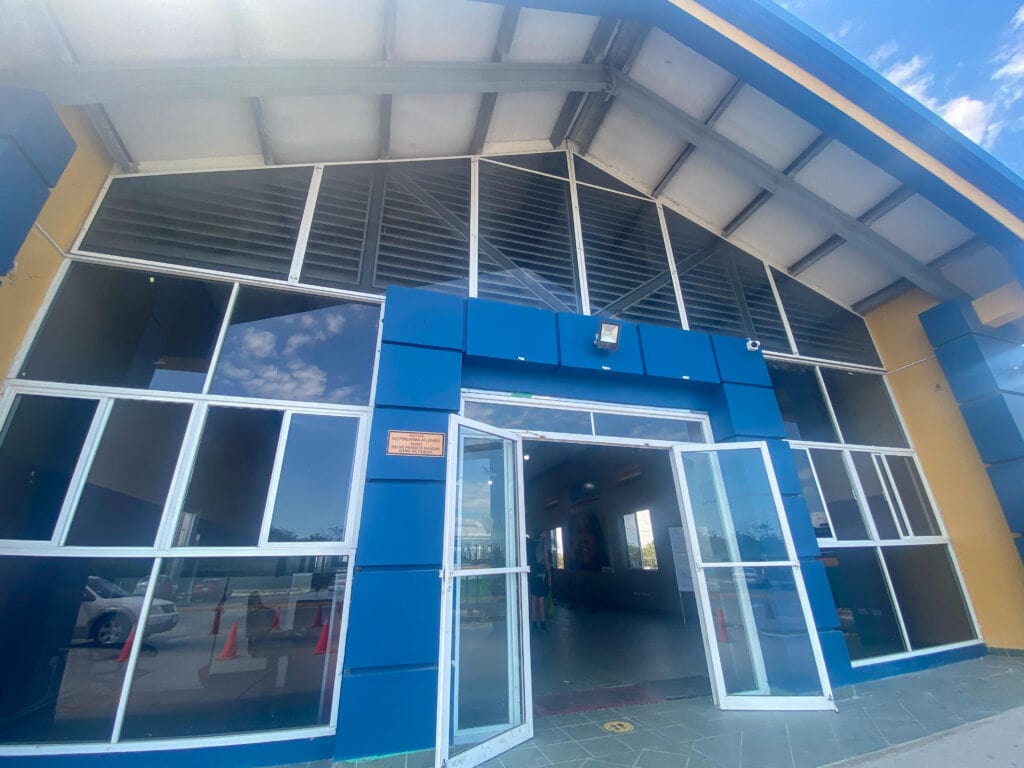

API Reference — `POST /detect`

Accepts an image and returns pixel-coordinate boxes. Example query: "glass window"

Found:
[850,452,901,540]
[463,401,592,435]
[209,288,380,405]
[21,263,231,392]
[819,369,908,448]
[66,400,192,547]
[268,415,360,543]
[0,395,97,541]
[455,429,517,570]
[820,548,907,660]
[623,510,658,570]
[549,527,565,569]
[808,450,869,540]
[767,361,838,442]
[885,456,942,536]
[175,407,282,547]
[0,556,154,744]
[119,556,347,740]
[792,449,832,538]
[592,413,705,442]
[882,545,975,649]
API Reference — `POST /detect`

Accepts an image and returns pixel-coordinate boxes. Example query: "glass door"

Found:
[671,442,835,710]
[435,416,532,768]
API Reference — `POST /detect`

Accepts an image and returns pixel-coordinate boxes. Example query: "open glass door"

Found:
[436,416,532,768]
[671,442,835,710]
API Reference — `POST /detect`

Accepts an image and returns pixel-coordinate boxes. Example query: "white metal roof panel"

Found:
[630,30,736,120]
[389,93,478,158]
[794,141,903,219]
[588,101,689,194]
[799,243,901,306]
[486,92,564,146]
[661,148,762,231]
[261,95,380,163]
[871,194,975,263]
[506,9,599,64]
[730,196,834,268]
[714,85,821,171]
[237,0,385,60]
[939,245,1017,297]
[394,0,502,62]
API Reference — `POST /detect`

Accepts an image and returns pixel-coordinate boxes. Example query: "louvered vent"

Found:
[80,167,313,280]
[573,157,638,195]
[488,152,568,179]
[301,164,374,289]
[477,162,579,312]
[374,160,470,294]
[772,270,881,366]
[577,185,680,326]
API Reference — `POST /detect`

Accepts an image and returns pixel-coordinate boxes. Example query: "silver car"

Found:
[76,575,179,647]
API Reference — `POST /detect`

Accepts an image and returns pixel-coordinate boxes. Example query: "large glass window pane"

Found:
[885,456,942,536]
[882,545,976,649]
[850,452,900,540]
[66,400,191,547]
[679,448,788,563]
[0,395,97,540]
[175,407,282,547]
[820,369,908,448]
[79,167,313,279]
[820,548,907,660]
[808,450,868,540]
[268,415,360,543]
[0,557,155,744]
[21,263,231,392]
[209,288,379,405]
[704,567,823,696]
[767,361,838,442]
[456,428,519,570]
[463,401,592,435]
[477,162,579,312]
[120,556,347,740]
[592,413,705,442]
[792,449,832,538]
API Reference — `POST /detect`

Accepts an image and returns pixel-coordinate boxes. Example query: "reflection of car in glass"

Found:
[76,576,179,647]
[133,575,177,602]
[189,578,232,603]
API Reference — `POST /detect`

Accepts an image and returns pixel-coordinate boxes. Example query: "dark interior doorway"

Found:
[522,440,711,716]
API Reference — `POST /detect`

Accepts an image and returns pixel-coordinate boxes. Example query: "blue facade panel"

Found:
[987,459,1024,533]
[763,439,802,497]
[936,335,998,404]
[382,286,465,350]
[366,408,450,481]
[0,137,50,275]
[801,559,840,630]
[374,343,462,411]
[637,325,719,383]
[979,335,1024,397]
[919,300,980,348]
[357,481,446,567]
[344,569,441,669]
[712,384,787,440]
[816,629,854,688]
[556,313,644,375]
[0,86,75,187]
[783,496,820,560]
[959,393,1024,465]
[336,667,437,760]
[466,298,559,368]
[710,334,772,387]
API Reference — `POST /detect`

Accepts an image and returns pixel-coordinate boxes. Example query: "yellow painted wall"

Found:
[866,290,1024,650]
[0,107,112,378]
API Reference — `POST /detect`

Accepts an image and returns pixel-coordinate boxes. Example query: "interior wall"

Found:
[866,289,1024,650]
[0,106,112,379]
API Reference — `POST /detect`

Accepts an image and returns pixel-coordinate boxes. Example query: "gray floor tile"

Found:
[540,742,592,763]
[690,733,742,768]
[562,723,613,742]
[739,726,794,768]
[502,746,552,768]
[633,748,692,768]
[405,751,435,768]
[579,735,637,757]
[531,728,575,746]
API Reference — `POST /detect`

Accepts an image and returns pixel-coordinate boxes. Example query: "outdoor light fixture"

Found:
[594,321,620,350]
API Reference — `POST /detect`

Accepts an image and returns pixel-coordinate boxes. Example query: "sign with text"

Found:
[386,430,446,457]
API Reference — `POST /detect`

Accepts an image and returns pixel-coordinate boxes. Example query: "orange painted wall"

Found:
[866,290,1024,650]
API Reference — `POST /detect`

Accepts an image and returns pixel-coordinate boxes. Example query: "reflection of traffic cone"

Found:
[216,621,240,660]
[270,610,280,631]
[115,629,136,662]
[210,606,222,636]
[715,608,729,642]
[313,623,329,655]
[311,605,323,629]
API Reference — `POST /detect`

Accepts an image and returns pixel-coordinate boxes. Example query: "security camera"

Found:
[746,339,761,352]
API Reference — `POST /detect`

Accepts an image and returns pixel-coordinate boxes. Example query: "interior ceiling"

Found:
[0,0,1014,313]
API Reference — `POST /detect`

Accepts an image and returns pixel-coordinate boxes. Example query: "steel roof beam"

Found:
[470,5,522,155]
[550,17,619,148]
[0,60,611,104]
[611,74,965,301]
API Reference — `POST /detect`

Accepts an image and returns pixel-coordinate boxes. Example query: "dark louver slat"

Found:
[302,164,374,289]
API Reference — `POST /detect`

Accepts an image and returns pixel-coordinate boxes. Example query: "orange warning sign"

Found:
[386,430,446,457]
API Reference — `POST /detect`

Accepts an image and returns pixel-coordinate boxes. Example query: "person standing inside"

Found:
[528,530,552,631]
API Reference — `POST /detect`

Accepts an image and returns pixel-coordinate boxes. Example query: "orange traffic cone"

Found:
[216,621,240,660]
[715,607,729,643]
[115,628,136,662]
[210,606,222,636]
[270,610,280,631]
[313,623,330,655]
[310,605,323,629]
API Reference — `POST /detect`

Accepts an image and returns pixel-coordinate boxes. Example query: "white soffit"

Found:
[105,99,262,167]
[0,2,55,67]
[794,141,903,218]
[871,194,975,263]
[940,245,1017,297]
[731,196,834,268]
[662,148,762,231]
[714,86,820,171]
[487,92,565,144]
[394,0,502,62]
[261,96,380,164]
[588,102,689,194]
[799,243,901,306]
[389,93,478,158]
[506,9,599,64]
[49,0,237,61]
[237,0,385,60]
[630,29,736,119]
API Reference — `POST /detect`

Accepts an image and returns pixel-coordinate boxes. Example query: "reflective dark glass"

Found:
[209,288,379,405]
[809,450,868,539]
[66,400,191,547]
[850,452,900,540]
[886,456,941,536]
[592,413,705,442]
[792,449,832,538]
[0,395,97,540]
[820,369,908,448]
[767,361,839,442]
[21,263,230,392]
[462,402,593,435]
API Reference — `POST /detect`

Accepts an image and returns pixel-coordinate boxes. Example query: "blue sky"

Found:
[773,0,1024,179]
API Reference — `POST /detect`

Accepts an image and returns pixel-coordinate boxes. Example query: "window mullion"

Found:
[842,449,881,542]
[804,448,837,541]
[877,454,912,537]
[153,402,209,549]
[51,397,112,546]
[258,411,293,546]
[814,366,846,444]
[202,281,240,395]
[874,546,914,653]
[469,157,480,298]
[566,150,591,315]
[657,202,689,330]
[288,164,325,283]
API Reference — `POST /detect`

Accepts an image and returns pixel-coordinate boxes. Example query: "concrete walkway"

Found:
[828,705,1024,767]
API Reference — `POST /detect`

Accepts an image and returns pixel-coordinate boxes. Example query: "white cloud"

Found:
[995,53,1024,80]
[869,40,899,68]
[938,96,1003,147]
[884,55,939,108]
[240,328,276,358]
[837,19,853,38]
[1013,4,1024,29]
